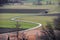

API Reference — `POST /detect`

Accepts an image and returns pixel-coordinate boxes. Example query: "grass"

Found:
[0,13,57,29]
[0,20,38,29]
[0,13,38,29]
[0,4,57,9]
[18,16,57,26]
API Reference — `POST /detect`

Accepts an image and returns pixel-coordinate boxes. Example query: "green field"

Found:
[18,15,57,26]
[0,13,57,29]
[0,5,56,9]
[0,14,38,29]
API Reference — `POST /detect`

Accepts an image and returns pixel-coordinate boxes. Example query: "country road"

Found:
[0,17,42,34]
[0,28,26,34]
[0,9,48,13]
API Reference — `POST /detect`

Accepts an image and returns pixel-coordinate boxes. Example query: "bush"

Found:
[54,16,60,30]
[0,0,8,6]
[46,22,56,40]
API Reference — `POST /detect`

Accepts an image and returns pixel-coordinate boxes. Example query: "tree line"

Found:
[0,0,8,6]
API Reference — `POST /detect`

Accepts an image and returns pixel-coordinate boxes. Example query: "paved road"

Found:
[0,15,42,34]
[0,9,48,13]
[38,13,60,16]
[0,27,44,40]
[0,28,26,34]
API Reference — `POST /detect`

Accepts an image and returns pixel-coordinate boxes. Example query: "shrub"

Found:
[54,16,60,30]
[45,22,56,40]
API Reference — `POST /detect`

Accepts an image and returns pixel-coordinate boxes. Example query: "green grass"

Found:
[0,13,38,29]
[0,20,37,29]
[0,13,57,28]
[0,5,56,9]
[18,16,57,26]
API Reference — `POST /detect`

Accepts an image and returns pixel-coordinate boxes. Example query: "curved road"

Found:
[0,17,42,34]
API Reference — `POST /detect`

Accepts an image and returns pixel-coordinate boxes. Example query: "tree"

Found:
[54,16,60,30]
[41,22,56,40]
[56,0,60,12]
[37,0,42,5]
[33,0,42,5]
[46,22,56,40]
[0,0,8,6]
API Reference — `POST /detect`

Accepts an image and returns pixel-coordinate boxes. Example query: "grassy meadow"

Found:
[0,4,58,29]
[0,13,57,29]
[0,14,38,29]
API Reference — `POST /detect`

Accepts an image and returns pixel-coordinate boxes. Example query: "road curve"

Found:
[11,16,42,32]
[0,16,42,34]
